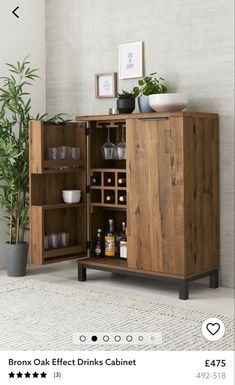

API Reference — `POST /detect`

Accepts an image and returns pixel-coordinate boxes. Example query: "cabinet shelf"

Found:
[32,203,84,210]
[91,203,126,210]
[42,160,85,173]
[91,186,126,190]
[91,168,126,173]
[43,245,84,258]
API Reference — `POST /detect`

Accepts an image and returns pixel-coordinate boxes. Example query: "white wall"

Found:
[46,0,234,287]
[0,0,46,268]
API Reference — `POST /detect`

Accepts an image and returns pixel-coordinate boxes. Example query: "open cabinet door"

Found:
[126,117,185,275]
[29,121,87,264]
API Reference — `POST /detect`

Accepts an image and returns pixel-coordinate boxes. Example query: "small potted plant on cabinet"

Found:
[0,57,65,276]
[116,89,138,114]
[133,72,168,113]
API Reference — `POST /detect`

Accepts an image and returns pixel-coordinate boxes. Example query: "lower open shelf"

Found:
[43,245,85,258]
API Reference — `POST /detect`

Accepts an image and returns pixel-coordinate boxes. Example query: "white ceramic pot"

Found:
[62,190,81,203]
[149,93,188,112]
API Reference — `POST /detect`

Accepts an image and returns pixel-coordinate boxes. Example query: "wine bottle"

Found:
[95,229,102,257]
[105,194,115,203]
[118,178,126,186]
[91,175,100,186]
[105,219,115,257]
[116,222,126,257]
[119,194,126,203]
[106,176,114,185]
[120,223,127,259]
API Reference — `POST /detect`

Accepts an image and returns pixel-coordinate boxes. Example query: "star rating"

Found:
[8,371,47,379]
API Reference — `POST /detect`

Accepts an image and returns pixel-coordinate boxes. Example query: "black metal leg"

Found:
[209,270,219,288]
[179,280,189,300]
[78,264,87,281]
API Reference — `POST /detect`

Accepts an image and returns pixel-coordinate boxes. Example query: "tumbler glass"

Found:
[59,232,70,248]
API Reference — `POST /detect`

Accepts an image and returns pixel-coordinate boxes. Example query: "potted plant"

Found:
[0,57,65,277]
[133,72,168,113]
[116,90,138,114]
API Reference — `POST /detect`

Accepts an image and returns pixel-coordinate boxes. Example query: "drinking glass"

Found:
[113,128,120,160]
[59,232,70,248]
[44,235,51,250]
[101,127,114,160]
[71,147,80,160]
[58,146,72,160]
[48,147,59,160]
[50,233,60,249]
[116,126,126,160]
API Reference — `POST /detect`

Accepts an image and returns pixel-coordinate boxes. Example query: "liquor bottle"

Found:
[95,229,102,257]
[105,219,115,257]
[118,194,126,203]
[116,222,126,257]
[105,194,115,203]
[120,223,127,259]
[117,178,126,187]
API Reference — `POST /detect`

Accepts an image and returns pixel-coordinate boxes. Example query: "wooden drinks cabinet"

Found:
[29,112,219,299]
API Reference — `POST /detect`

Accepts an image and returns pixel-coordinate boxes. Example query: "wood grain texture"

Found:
[30,206,43,264]
[29,121,87,264]
[184,116,219,275]
[29,120,44,173]
[126,118,185,275]
[76,112,218,121]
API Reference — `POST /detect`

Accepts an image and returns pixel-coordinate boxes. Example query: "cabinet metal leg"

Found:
[179,280,189,300]
[209,270,219,288]
[78,264,87,281]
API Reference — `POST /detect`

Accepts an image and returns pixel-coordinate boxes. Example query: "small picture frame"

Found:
[119,41,144,79]
[95,72,117,98]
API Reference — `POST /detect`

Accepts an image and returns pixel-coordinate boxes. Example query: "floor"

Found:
[26,261,234,318]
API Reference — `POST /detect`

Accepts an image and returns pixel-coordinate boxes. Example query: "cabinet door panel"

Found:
[126,118,185,275]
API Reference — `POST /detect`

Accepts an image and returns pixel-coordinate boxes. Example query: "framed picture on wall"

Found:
[119,41,144,79]
[95,72,117,98]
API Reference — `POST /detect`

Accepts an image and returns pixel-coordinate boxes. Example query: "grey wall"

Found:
[46,0,234,287]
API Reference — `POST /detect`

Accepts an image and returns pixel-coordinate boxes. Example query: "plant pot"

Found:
[5,242,28,277]
[138,95,154,113]
[117,98,135,114]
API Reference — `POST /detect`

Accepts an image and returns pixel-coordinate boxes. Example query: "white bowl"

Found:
[149,93,188,112]
[62,190,81,203]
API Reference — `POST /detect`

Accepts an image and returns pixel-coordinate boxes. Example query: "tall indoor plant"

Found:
[0,57,65,276]
[133,72,168,113]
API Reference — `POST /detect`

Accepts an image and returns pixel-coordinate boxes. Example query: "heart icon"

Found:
[206,323,220,335]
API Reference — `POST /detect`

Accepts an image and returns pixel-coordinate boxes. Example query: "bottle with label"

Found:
[95,229,102,257]
[118,178,126,187]
[118,194,126,204]
[120,225,127,260]
[105,194,115,203]
[116,222,126,257]
[105,219,115,257]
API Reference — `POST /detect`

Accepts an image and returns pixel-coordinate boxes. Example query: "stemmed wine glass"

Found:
[113,126,120,159]
[101,126,114,160]
[116,124,126,160]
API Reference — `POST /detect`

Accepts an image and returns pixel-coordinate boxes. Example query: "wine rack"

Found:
[90,168,127,208]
